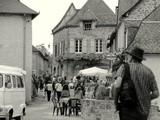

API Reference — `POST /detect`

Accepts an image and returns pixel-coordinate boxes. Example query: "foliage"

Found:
[55,53,106,62]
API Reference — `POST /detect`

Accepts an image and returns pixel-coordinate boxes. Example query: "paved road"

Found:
[24,90,83,120]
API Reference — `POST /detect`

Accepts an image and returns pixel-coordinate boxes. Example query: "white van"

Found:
[0,65,26,120]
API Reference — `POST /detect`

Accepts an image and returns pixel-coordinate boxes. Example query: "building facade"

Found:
[0,0,38,103]
[52,0,116,80]
[32,45,51,77]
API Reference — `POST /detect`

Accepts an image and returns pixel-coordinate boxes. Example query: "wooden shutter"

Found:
[90,39,95,53]
[102,40,105,52]
[82,39,87,53]
[70,39,75,53]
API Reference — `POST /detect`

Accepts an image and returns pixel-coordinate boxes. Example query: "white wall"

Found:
[117,22,125,51]
[0,15,24,67]
[143,54,160,107]
[0,15,32,104]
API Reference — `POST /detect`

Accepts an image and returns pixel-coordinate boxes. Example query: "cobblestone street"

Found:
[24,91,83,120]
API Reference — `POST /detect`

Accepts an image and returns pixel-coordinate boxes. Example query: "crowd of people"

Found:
[31,71,113,116]
[31,72,52,98]
[31,46,160,120]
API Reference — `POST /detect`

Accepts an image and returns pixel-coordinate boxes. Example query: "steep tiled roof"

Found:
[128,23,160,54]
[128,5,160,54]
[32,46,49,61]
[121,0,141,17]
[32,45,39,52]
[118,0,139,19]
[124,20,141,27]
[0,0,38,19]
[53,3,77,32]
[79,9,98,21]
[67,0,116,26]
[144,4,160,21]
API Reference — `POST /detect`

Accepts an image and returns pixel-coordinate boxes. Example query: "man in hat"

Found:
[113,46,159,120]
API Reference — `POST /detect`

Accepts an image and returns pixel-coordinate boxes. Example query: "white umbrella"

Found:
[78,67,109,79]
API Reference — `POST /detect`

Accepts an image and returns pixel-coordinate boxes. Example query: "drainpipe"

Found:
[23,17,26,70]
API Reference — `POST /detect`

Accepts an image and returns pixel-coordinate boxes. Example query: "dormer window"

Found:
[83,21,92,30]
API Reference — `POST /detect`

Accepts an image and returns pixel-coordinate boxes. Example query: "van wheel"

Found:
[15,115,24,120]
[5,112,12,120]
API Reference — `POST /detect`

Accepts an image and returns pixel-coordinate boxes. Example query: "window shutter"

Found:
[90,39,95,53]
[101,40,104,52]
[82,39,87,53]
[70,39,75,53]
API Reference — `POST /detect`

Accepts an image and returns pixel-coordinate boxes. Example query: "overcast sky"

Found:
[20,0,118,53]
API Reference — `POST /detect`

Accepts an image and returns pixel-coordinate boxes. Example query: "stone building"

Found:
[0,0,38,103]
[52,0,116,80]
[109,0,160,107]
[32,45,51,77]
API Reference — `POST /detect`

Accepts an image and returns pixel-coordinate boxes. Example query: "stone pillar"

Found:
[23,16,32,105]
[67,61,75,81]
[63,62,67,77]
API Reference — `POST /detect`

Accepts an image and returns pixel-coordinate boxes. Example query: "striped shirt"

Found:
[116,62,158,116]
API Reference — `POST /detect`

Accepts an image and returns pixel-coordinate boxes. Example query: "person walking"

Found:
[61,81,70,116]
[39,75,44,91]
[55,79,63,102]
[93,79,101,98]
[74,86,83,99]
[45,80,52,101]
[52,76,56,95]
[95,80,108,100]
[114,46,159,120]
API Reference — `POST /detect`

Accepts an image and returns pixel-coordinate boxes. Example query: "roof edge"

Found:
[52,3,77,31]
[19,1,39,19]
[52,23,116,35]
[121,0,142,18]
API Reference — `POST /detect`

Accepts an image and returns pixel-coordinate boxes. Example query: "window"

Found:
[75,39,82,53]
[58,43,60,56]
[17,76,24,88]
[61,41,63,55]
[59,42,62,55]
[83,21,92,30]
[55,44,57,57]
[12,76,16,88]
[61,41,65,54]
[63,41,65,54]
[0,74,3,88]
[5,75,12,88]
[95,39,102,52]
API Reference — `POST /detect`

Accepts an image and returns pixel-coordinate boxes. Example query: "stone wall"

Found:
[81,99,160,120]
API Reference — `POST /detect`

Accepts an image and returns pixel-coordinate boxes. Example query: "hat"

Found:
[126,46,146,60]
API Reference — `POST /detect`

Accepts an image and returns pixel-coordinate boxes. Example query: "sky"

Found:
[20,0,118,53]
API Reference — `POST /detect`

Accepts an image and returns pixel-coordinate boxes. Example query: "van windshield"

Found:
[0,74,3,88]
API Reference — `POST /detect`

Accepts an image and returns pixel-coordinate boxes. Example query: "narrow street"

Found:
[24,91,83,120]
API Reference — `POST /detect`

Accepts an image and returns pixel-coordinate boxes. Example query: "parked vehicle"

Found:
[0,65,26,120]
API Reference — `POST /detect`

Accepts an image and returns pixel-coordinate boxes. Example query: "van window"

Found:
[0,74,3,88]
[5,75,12,89]
[17,76,24,88]
[12,76,16,88]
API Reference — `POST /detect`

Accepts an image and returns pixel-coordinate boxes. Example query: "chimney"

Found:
[115,6,119,25]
